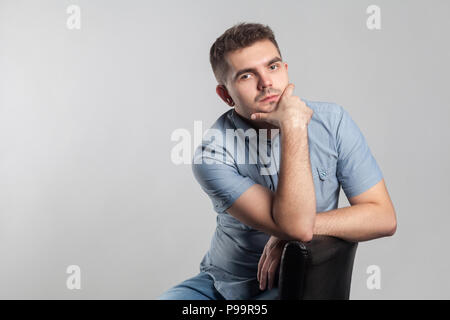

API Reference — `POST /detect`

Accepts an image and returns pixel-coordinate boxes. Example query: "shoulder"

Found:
[194,109,234,150]
[192,109,235,167]
[302,98,346,132]
[198,109,237,148]
[210,109,236,132]
[303,98,344,117]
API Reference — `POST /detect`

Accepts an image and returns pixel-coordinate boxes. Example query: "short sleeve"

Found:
[336,107,383,198]
[192,142,256,214]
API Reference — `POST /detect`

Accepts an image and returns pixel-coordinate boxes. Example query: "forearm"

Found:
[272,124,316,240]
[313,203,396,242]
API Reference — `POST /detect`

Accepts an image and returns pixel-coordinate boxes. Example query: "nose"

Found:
[257,70,272,91]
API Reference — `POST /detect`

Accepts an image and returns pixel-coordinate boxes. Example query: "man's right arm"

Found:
[226,84,316,242]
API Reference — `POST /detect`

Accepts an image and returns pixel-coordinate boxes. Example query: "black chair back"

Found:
[278,235,358,300]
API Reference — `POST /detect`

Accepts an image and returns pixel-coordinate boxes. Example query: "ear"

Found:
[216,85,235,107]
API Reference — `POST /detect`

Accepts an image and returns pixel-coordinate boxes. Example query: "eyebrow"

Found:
[233,57,282,81]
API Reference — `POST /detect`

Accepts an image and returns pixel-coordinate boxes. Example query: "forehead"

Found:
[225,39,280,72]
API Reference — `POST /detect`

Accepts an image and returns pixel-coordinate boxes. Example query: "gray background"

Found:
[1,0,449,299]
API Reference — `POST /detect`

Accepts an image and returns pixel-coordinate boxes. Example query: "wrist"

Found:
[280,121,309,135]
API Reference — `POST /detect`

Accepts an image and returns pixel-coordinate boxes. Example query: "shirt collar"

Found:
[229,109,280,141]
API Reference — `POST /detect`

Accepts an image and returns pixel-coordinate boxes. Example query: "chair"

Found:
[277,235,358,300]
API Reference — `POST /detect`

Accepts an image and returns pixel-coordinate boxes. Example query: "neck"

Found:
[234,110,279,139]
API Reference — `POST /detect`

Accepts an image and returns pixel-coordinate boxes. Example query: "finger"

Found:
[258,248,268,282]
[257,251,266,283]
[280,83,295,99]
[260,269,266,290]
[259,258,270,290]
[251,112,269,121]
[267,259,280,290]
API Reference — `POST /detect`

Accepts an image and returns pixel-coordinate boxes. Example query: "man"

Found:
[158,22,397,300]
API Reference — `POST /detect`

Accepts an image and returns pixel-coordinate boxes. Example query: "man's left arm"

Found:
[313,178,397,242]
[257,177,396,290]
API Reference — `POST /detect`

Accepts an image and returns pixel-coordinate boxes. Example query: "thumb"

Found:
[281,83,295,99]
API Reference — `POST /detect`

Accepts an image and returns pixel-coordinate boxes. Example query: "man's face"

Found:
[217,39,289,121]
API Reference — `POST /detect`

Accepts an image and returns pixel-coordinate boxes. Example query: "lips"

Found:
[260,95,279,102]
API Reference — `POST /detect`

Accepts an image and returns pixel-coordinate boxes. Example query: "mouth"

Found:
[260,95,279,103]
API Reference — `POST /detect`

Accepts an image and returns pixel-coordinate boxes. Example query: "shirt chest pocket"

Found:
[312,163,339,211]
[312,163,339,194]
[313,164,337,181]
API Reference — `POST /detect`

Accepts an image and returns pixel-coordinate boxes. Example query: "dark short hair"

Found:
[209,22,282,87]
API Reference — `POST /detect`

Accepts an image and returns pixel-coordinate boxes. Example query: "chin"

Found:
[258,102,277,112]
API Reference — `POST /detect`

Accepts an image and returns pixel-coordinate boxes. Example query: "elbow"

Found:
[272,203,316,243]
[384,209,397,237]
[297,229,313,243]
[386,219,397,237]
[282,224,314,243]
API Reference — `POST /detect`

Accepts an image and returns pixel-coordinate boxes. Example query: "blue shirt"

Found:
[191,99,383,300]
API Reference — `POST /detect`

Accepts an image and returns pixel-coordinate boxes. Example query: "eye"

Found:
[240,74,251,80]
[270,63,279,70]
